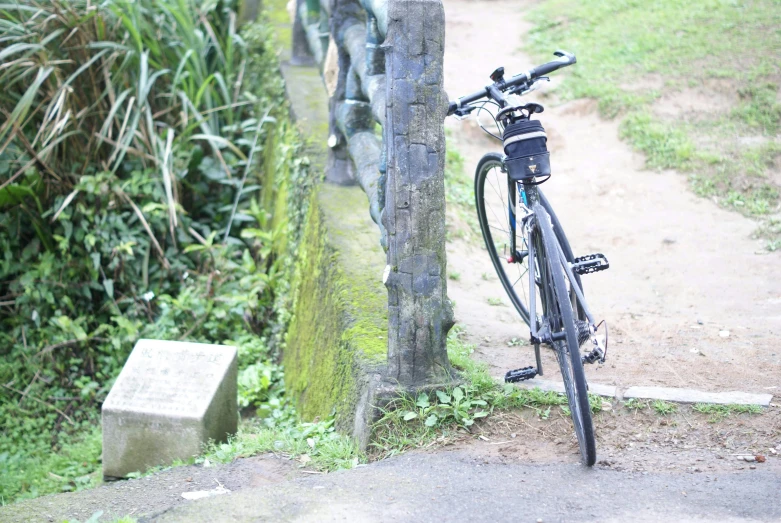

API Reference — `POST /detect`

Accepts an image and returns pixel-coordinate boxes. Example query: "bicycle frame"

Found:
[508,180,596,348]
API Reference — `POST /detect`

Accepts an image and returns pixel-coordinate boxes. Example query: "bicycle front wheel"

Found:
[534,203,596,466]
[475,152,580,326]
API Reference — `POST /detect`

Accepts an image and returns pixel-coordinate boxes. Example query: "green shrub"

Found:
[0,0,311,504]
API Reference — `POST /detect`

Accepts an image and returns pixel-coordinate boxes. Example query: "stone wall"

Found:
[267,0,390,446]
[284,184,387,446]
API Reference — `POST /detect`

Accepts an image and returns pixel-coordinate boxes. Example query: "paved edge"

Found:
[510,378,617,398]
[500,376,774,406]
[623,386,774,406]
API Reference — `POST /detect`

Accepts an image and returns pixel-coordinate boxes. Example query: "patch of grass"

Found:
[754,216,781,252]
[690,141,781,222]
[624,398,648,411]
[370,327,591,458]
[487,297,503,306]
[619,113,694,170]
[692,403,763,422]
[0,426,102,505]
[204,416,364,473]
[651,400,678,416]
[526,0,781,236]
[734,82,781,135]
[444,145,480,237]
[588,394,604,414]
[449,272,461,281]
[445,147,470,204]
[528,0,781,115]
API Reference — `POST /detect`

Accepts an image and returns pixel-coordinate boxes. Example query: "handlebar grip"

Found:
[530,50,576,78]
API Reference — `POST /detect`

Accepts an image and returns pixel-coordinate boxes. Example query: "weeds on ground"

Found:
[0,427,102,504]
[753,217,781,252]
[124,458,194,481]
[618,113,694,170]
[588,395,605,414]
[370,326,599,459]
[623,399,763,423]
[74,412,364,484]
[203,415,364,473]
[692,403,762,423]
[624,398,648,411]
[622,398,679,415]
[651,400,678,416]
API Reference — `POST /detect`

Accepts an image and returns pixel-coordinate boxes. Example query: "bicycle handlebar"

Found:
[447,50,576,116]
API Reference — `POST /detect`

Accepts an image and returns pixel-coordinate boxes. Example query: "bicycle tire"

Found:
[534,203,596,466]
[474,152,582,325]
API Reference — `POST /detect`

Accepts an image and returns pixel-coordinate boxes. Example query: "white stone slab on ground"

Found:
[102,339,238,478]
[508,378,617,398]
[623,386,773,406]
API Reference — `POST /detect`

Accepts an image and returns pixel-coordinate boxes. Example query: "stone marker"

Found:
[102,339,238,479]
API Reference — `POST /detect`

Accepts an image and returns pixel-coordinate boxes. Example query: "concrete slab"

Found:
[623,386,773,406]
[508,378,617,398]
[102,339,238,478]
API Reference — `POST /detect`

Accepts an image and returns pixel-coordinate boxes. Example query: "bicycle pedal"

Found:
[504,366,538,383]
[572,253,609,275]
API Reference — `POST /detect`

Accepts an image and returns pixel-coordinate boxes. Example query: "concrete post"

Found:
[327,0,365,184]
[382,0,454,386]
[292,0,315,64]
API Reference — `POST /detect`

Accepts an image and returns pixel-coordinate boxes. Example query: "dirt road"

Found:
[442,0,781,394]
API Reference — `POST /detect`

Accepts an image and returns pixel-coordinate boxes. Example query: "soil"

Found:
[447,404,781,475]
[652,85,737,119]
[441,0,781,394]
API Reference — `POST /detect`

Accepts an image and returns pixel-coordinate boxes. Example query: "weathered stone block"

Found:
[102,339,238,478]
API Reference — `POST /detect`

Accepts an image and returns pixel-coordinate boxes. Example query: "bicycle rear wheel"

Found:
[474,152,581,326]
[534,203,596,466]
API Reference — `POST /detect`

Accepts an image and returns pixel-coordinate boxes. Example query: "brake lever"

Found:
[454,105,476,120]
[511,76,550,97]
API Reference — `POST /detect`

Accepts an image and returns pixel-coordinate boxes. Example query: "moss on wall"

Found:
[265,0,388,433]
[284,184,387,429]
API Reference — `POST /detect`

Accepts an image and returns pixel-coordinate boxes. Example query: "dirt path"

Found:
[442,0,781,394]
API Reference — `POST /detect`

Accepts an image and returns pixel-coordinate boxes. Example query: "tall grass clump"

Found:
[1,0,312,503]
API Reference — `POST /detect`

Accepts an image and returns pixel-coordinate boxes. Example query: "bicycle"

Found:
[446,51,610,466]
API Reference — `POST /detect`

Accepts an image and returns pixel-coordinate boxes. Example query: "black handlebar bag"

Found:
[502,119,551,182]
